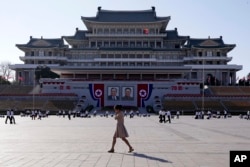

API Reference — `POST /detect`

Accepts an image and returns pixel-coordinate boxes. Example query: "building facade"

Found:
[11,7,242,86]
[10,7,243,108]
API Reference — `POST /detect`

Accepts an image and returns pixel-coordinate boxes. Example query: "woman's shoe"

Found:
[108,149,114,153]
[128,148,134,153]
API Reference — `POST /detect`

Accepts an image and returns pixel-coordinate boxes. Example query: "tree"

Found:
[0,61,13,84]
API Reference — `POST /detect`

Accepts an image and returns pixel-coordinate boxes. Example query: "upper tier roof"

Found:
[183,36,236,51]
[81,7,170,23]
[63,29,87,41]
[16,36,68,49]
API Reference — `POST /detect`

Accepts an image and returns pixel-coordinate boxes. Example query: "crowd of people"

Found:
[2,108,250,124]
[158,110,176,123]
[193,110,230,120]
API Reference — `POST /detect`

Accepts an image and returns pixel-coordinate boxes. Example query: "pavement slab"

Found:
[1,115,250,167]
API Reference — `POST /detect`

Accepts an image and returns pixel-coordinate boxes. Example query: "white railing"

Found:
[85,33,166,37]
[20,56,67,61]
[183,56,232,61]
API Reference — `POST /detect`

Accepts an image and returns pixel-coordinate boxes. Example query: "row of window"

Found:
[93,28,159,34]
[197,51,222,57]
[186,61,225,65]
[27,51,63,57]
[79,41,164,49]
[69,54,181,60]
[67,62,182,67]
[73,42,180,49]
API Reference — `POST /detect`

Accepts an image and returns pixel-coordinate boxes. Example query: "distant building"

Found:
[9,7,243,108]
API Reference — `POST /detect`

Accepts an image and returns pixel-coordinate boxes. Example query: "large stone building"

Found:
[9,7,242,108]
[11,7,241,85]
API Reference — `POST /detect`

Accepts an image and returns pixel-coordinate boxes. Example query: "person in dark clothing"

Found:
[5,110,11,124]
[10,109,16,124]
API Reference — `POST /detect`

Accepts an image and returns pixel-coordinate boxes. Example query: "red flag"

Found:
[18,76,24,81]
[143,28,149,34]
[92,84,104,107]
[137,84,149,107]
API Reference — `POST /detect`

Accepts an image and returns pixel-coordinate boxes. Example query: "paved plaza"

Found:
[1,114,250,167]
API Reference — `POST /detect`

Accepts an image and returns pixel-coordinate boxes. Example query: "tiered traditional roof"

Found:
[183,36,235,51]
[81,7,170,31]
[16,36,68,50]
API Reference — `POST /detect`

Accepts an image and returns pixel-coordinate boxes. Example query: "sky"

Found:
[0,0,250,79]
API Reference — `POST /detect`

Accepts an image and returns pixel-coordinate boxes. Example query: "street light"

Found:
[202,57,205,111]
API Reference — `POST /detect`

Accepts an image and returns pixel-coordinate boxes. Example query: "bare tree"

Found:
[0,61,13,80]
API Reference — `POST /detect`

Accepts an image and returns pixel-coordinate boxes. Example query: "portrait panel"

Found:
[122,87,134,101]
[107,86,120,101]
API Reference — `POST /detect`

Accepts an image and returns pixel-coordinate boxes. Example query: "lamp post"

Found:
[33,66,36,111]
[202,57,205,111]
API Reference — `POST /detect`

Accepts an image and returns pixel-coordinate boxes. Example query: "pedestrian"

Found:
[93,110,97,117]
[105,110,109,118]
[62,110,66,118]
[217,110,221,119]
[224,110,227,119]
[10,109,16,124]
[247,110,250,120]
[45,110,50,117]
[129,110,134,118]
[108,105,134,153]
[207,110,212,119]
[161,110,166,123]
[38,110,42,120]
[159,109,163,123]
[166,110,171,123]
[68,110,71,120]
[31,110,36,120]
[176,110,180,119]
[5,109,11,124]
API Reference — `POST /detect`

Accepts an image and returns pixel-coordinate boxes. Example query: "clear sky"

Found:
[1,0,249,78]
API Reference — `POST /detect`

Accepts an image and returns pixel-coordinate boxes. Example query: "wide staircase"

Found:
[209,86,244,96]
[222,100,250,111]
[0,85,34,95]
[44,100,76,111]
[162,100,195,111]
[194,100,225,111]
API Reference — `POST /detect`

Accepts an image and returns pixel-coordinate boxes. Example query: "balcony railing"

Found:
[183,56,232,61]
[184,64,242,70]
[85,33,167,37]
[20,56,68,61]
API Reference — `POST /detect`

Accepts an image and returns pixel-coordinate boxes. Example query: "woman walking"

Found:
[108,105,134,153]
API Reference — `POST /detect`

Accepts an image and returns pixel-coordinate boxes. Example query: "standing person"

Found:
[217,110,221,119]
[207,110,212,119]
[31,110,34,120]
[38,110,42,120]
[247,110,250,120]
[5,109,11,124]
[224,110,227,119]
[158,109,163,123]
[105,110,109,118]
[108,105,134,153]
[161,110,166,123]
[176,110,180,119]
[166,110,171,123]
[93,110,97,117]
[129,110,134,118]
[68,110,71,120]
[62,110,66,118]
[10,109,16,124]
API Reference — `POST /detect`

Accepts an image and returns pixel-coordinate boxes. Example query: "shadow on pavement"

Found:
[119,152,172,163]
